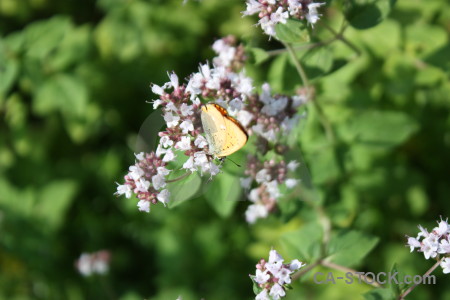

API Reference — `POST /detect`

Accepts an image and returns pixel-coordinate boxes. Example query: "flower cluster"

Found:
[116,37,254,210]
[75,250,111,276]
[242,157,300,223]
[243,0,326,36]
[116,36,306,213]
[116,152,170,212]
[250,249,304,300]
[237,83,307,144]
[407,218,450,273]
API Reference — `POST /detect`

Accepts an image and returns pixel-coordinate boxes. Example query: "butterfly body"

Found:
[200,103,248,158]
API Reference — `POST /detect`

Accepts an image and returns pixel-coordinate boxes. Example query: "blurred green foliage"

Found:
[0,0,449,299]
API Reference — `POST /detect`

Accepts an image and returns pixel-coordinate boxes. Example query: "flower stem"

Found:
[321,22,361,57]
[166,171,192,183]
[292,260,322,280]
[283,41,335,144]
[321,260,382,288]
[398,258,442,299]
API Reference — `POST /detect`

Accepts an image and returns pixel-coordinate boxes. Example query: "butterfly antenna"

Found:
[226,157,241,167]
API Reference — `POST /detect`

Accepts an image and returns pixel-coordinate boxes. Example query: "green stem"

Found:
[267,37,337,56]
[283,42,335,144]
[398,258,442,299]
[321,22,361,57]
[321,260,383,288]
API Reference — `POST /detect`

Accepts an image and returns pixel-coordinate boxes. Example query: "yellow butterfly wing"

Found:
[201,104,248,158]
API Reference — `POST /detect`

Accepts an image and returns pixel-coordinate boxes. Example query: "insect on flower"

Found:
[201,103,248,159]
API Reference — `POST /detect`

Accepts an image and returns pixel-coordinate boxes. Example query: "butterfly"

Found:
[200,103,248,158]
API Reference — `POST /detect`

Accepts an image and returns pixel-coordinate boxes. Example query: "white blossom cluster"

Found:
[75,250,110,276]
[407,218,450,273]
[242,159,300,223]
[250,249,304,300]
[243,0,326,36]
[238,83,307,143]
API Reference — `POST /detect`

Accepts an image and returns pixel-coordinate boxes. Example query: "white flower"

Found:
[180,120,194,134]
[256,169,271,183]
[135,178,150,193]
[157,189,170,205]
[441,257,450,274]
[129,165,144,181]
[166,101,177,112]
[306,2,325,26]
[160,136,174,148]
[285,178,299,189]
[277,267,293,285]
[164,112,180,128]
[243,0,263,16]
[208,162,221,176]
[237,110,254,128]
[261,96,288,116]
[116,184,132,198]
[269,249,284,264]
[417,225,429,239]
[438,239,450,254]
[151,84,164,95]
[422,240,438,259]
[254,269,270,284]
[157,166,170,176]
[287,160,300,171]
[265,180,281,199]
[255,289,270,300]
[228,98,243,115]
[163,149,176,162]
[152,99,162,109]
[270,7,289,25]
[76,254,93,276]
[288,0,302,14]
[168,72,179,88]
[180,103,194,116]
[137,200,150,212]
[92,259,109,274]
[183,156,195,171]
[194,135,208,148]
[407,236,421,252]
[436,219,449,236]
[289,259,304,271]
[152,174,166,190]
[135,152,145,161]
[259,16,277,36]
[175,136,192,151]
[292,94,308,107]
[248,188,260,203]
[235,72,254,96]
[269,283,286,300]
[156,144,166,157]
[245,204,268,224]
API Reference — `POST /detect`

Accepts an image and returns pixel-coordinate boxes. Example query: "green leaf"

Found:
[204,171,241,218]
[275,19,310,43]
[248,47,270,65]
[0,51,19,99]
[34,74,89,118]
[343,0,397,30]
[363,288,395,300]
[299,46,333,80]
[339,110,419,148]
[23,16,72,61]
[166,172,202,208]
[326,229,379,267]
[281,222,323,261]
[35,180,78,232]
